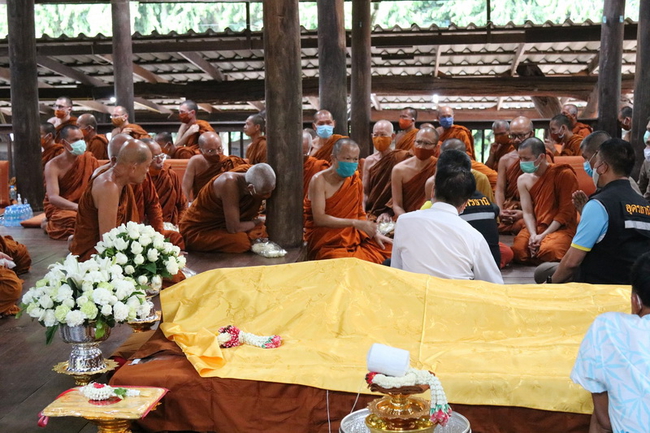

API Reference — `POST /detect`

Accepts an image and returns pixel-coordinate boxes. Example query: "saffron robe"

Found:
[44,152,99,240]
[121,123,151,140]
[401,158,438,213]
[395,128,418,151]
[42,143,65,167]
[471,160,497,191]
[492,141,515,169]
[303,172,391,263]
[560,134,584,156]
[312,134,347,161]
[246,136,267,164]
[53,117,77,142]
[87,134,109,160]
[150,165,186,225]
[173,120,214,159]
[512,164,579,265]
[0,268,22,316]
[192,155,246,199]
[573,122,593,138]
[366,150,411,219]
[438,125,476,160]
[303,157,330,199]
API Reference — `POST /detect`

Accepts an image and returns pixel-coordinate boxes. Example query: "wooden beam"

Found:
[76,100,111,114]
[598,0,625,135]
[96,54,169,84]
[36,56,105,86]
[351,0,372,156]
[584,52,600,75]
[197,103,214,113]
[133,97,172,114]
[247,101,265,111]
[631,0,650,178]
[38,103,53,114]
[112,0,135,121]
[370,93,382,111]
[433,46,443,77]
[306,96,320,110]
[510,43,527,77]
[495,96,504,111]
[178,52,225,81]
[582,85,599,119]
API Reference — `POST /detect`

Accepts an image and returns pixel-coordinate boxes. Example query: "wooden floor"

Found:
[0,223,535,433]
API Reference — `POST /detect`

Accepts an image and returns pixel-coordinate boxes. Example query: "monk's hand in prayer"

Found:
[376,213,392,224]
[354,219,379,238]
[572,190,588,214]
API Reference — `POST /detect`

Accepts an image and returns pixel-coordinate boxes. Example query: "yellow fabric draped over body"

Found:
[159,257,629,415]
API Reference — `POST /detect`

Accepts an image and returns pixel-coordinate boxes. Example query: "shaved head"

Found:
[420,122,435,129]
[438,106,454,118]
[332,138,360,157]
[401,107,417,121]
[581,130,612,154]
[245,163,276,193]
[112,105,127,116]
[511,116,534,132]
[492,119,509,131]
[314,109,333,123]
[77,113,97,129]
[198,131,222,150]
[373,119,394,135]
[145,139,162,155]
[302,130,313,155]
[108,133,132,160]
[550,114,572,129]
[562,104,579,117]
[116,139,152,165]
[440,138,466,153]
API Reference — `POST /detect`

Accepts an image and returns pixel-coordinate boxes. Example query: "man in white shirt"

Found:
[391,150,503,283]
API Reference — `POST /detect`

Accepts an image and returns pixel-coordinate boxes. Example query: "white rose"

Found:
[172,245,181,255]
[133,254,144,265]
[110,265,124,278]
[152,236,165,249]
[81,281,94,292]
[177,255,187,268]
[38,294,54,309]
[91,287,112,306]
[28,306,44,319]
[162,243,172,254]
[127,227,140,240]
[137,302,152,319]
[126,296,141,310]
[147,248,159,262]
[112,302,129,321]
[137,275,148,286]
[63,298,75,308]
[139,235,152,247]
[22,290,36,305]
[114,237,129,251]
[54,285,74,303]
[124,265,135,275]
[101,304,112,316]
[95,245,106,254]
[76,295,89,306]
[65,310,85,327]
[131,242,144,255]
[115,252,128,265]
[165,259,179,276]
[151,275,162,290]
[113,279,135,300]
[143,225,156,237]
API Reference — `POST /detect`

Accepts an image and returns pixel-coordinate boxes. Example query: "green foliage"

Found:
[45,323,59,345]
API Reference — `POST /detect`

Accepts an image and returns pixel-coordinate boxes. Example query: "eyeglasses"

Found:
[53,104,69,109]
[414,139,436,147]
[110,114,125,119]
[510,132,531,140]
[201,148,220,155]
[152,154,167,161]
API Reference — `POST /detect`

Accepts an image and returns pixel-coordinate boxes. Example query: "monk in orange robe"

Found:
[40,122,65,167]
[546,114,584,156]
[304,139,391,262]
[310,110,348,161]
[562,103,592,138]
[172,100,214,159]
[69,140,150,261]
[394,107,419,151]
[110,105,150,140]
[512,138,579,265]
[485,120,514,170]
[244,114,267,164]
[77,113,109,160]
[0,235,31,316]
[179,163,274,253]
[146,140,187,225]
[48,96,77,142]
[302,130,330,198]
[391,127,439,217]
[155,132,176,158]
[43,125,99,240]
[436,106,475,160]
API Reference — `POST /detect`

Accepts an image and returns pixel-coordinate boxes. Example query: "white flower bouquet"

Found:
[18,254,150,344]
[93,222,186,294]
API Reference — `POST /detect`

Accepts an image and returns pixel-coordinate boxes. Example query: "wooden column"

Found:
[112,0,134,121]
[351,0,372,156]
[7,0,44,210]
[631,0,650,178]
[263,0,303,248]
[318,0,348,135]
[597,0,626,136]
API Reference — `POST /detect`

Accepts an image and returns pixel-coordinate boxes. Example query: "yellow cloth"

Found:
[159,257,629,414]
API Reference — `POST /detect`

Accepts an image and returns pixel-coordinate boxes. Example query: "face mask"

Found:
[414,147,436,160]
[592,166,600,187]
[495,134,510,145]
[398,118,413,130]
[111,117,125,127]
[583,160,593,177]
[439,117,453,129]
[550,131,564,143]
[373,136,392,152]
[69,139,86,155]
[316,125,334,139]
[335,161,358,178]
[203,154,222,164]
[179,112,192,124]
[644,131,650,145]
[644,148,650,162]
[520,160,539,174]
[54,109,67,119]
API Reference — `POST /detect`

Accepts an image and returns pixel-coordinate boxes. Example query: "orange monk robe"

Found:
[87,134,109,160]
[492,141,515,169]
[172,120,215,159]
[150,165,186,225]
[192,155,246,199]
[401,158,438,213]
[573,122,593,138]
[512,164,579,265]
[179,166,266,253]
[438,125,476,160]
[69,177,139,261]
[304,172,391,263]
[122,123,151,140]
[312,134,347,161]
[0,268,22,316]
[0,235,31,275]
[560,134,584,156]
[394,129,418,151]
[246,136,267,164]
[303,157,330,199]
[365,150,411,219]
[44,152,99,240]
[42,143,65,167]
[53,116,77,142]
[471,160,497,191]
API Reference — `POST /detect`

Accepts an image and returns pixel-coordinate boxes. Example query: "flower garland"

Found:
[79,382,140,401]
[365,367,452,426]
[217,325,282,349]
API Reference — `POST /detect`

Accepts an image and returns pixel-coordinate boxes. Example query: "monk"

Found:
[40,122,65,167]
[179,163,275,253]
[561,103,592,138]
[173,100,214,159]
[618,106,633,142]
[302,130,329,199]
[70,140,150,261]
[43,125,99,240]
[244,114,267,164]
[47,96,77,142]
[485,120,514,170]
[436,105,475,160]
[310,110,348,161]
[546,114,583,156]
[391,127,439,217]
[304,138,391,263]
[110,105,150,139]
[146,140,187,225]
[439,139,495,201]
[512,138,579,265]
[77,113,109,160]
[363,119,411,221]
[394,107,419,151]
[155,132,176,158]
[0,235,30,317]
[182,132,245,201]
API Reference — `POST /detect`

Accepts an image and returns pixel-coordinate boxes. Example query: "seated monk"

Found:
[69,140,151,261]
[304,138,391,263]
[48,96,77,142]
[77,113,109,160]
[182,132,245,202]
[244,114,267,164]
[546,114,583,156]
[394,107,419,151]
[391,127,439,217]
[562,103,592,138]
[302,130,329,198]
[424,168,494,208]
[155,132,176,158]
[43,125,99,240]
[110,105,150,140]
[442,138,497,190]
[436,105,475,160]
[310,109,348,161]
[0,235,31,317]
[145,140,187,225]
[512,138,579,265]
[40,122,65,167]
[179,163,275,253]
[363,119,411,221]
[485,120,514,170]
[172,100,214,159]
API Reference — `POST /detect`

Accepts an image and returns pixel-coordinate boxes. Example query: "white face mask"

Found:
[644,147,650,162]
[592,165,600,187]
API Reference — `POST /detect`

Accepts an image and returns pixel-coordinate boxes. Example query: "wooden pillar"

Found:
[351,0,372,157]
[318,0,348,136]
[111,0,134,121]
[631,0,650,178]
[263,0,303,248]
[597,0,626,136]
[7,0,44,210]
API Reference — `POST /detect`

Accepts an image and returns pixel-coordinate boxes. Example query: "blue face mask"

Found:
[520,160,539,174]
[316,125,334,139]
[335,161,358,178]
[439,117,454,129]
[644,130,650,144]
[583,160,593,177]
[69,139,86,155]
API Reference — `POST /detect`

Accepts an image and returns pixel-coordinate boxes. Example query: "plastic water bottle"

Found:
[9,185,16,202]
[24,198,33,219]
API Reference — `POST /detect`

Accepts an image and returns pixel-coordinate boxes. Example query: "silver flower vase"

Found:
[60,323,111,373]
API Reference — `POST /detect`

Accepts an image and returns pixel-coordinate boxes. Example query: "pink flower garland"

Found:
[217,325,282,349]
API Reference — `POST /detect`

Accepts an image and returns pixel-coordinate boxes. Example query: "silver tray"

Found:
[340,408,471,433]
